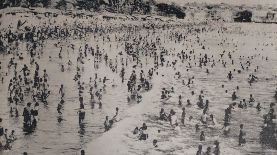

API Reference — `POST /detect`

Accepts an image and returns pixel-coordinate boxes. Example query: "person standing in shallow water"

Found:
[200,131,205,141]
[0,118,3,136]
[139,123,148,140]
[181,107,186,125]
[239,124,246,146]
[227,71,233,80]
[31,102,39,128]
[104,116,110,132]
[205,147,211,155]
[78,104,85,124]
[81,150,85,155]
[196,144,204,155]
[159,108,167,121]
[23,102,32,128]
[213,140,220,155]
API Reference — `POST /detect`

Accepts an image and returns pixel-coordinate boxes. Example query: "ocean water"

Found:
[0,19,277,155]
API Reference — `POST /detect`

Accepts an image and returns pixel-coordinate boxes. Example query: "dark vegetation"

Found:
[0,0,152,14]
[0,0,186,18]
[234,10,252,22]
[156,3,185,19]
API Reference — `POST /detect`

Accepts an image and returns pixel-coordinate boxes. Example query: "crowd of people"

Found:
[0,8,276,155]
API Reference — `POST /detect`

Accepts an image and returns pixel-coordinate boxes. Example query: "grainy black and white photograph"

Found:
[0,0,277,155]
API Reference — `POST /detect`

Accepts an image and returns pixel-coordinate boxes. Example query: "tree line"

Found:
[0,0,153,15]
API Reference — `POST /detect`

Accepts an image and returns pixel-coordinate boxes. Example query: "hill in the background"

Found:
[0,0,277,23]
[0,0,187,19]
